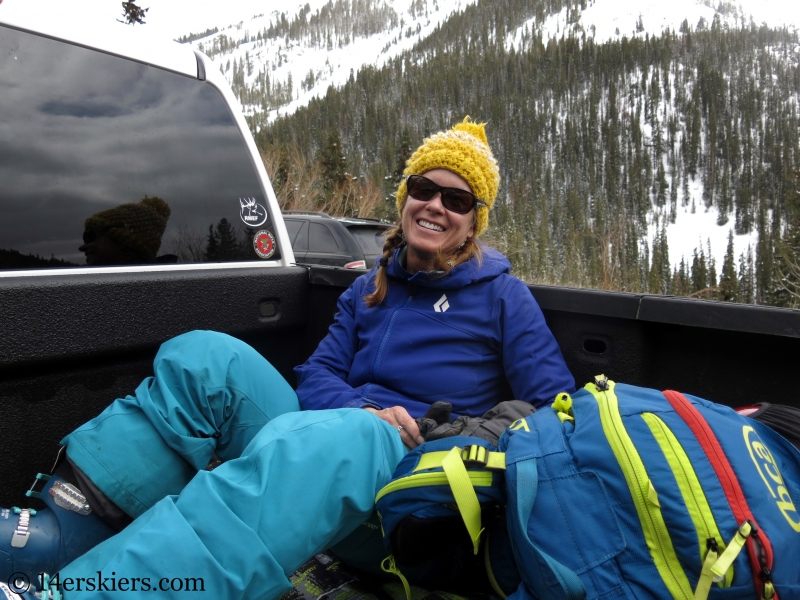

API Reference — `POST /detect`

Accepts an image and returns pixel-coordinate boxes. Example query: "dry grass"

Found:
[261,144,383,219]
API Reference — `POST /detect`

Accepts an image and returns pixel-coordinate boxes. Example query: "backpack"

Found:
[375,377,800,599]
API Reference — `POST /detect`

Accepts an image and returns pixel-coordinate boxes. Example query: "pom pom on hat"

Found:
[84,196,171,259]
[396,117,499,236]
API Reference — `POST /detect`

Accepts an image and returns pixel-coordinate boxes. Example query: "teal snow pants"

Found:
[59,330,406,599]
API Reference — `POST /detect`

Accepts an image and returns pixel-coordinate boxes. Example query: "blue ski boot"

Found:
[0,473,116,590]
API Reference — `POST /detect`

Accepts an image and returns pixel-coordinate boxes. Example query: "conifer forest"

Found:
[206,0,800,308]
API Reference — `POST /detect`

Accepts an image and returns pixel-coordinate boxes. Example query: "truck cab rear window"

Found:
[0,25,281,271]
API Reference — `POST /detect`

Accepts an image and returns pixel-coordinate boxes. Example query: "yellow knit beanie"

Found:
[396,117,499,236]
[84,196,171,259]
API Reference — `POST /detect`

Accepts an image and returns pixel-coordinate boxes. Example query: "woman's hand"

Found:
[363,406,425,449]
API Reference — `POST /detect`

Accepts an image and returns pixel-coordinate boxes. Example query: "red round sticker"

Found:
[253,230,276,259]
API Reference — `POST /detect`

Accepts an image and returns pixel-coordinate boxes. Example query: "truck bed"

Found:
[2,264,798,508]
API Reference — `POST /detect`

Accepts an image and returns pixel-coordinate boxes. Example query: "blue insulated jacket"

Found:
[294,247,575,418]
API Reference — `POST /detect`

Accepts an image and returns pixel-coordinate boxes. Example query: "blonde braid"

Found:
[364,225,405,307]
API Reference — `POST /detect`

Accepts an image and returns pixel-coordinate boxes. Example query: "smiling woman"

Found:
[402,169,476,274]
[365,117,500,306]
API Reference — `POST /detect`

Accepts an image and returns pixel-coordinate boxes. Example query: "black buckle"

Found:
[461,445,489,467]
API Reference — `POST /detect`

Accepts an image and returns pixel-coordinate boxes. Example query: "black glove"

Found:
[415,401,453,439]
[415,400,537,447]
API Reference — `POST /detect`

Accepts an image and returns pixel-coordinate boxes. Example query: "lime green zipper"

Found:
[587,381,694,600]
[641,412,733,588]
[375,471,494,503]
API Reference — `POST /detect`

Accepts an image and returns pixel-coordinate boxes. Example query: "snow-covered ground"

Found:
[0,0,279,42]
[5,0,797,43]
[648,181,760,275]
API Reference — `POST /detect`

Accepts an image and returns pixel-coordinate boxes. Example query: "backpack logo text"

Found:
[743,426,800,532]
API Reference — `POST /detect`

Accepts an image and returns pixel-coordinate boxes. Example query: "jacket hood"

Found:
[387,245,511,289]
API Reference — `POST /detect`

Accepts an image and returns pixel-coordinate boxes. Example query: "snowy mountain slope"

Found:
[501,0,796,272]
[182,0,478,124]
[181,0,798,124]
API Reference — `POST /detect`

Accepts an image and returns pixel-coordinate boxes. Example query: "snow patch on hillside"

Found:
[648,181,760,274]
[265,0,477,123]
[534,0,799,44]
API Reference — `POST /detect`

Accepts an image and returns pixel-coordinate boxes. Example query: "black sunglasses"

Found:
[405,175,486,215]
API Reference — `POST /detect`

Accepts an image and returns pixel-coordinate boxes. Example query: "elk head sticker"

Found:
[239,197,268,227]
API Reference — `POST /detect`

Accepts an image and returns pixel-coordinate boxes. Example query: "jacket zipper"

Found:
[373,296,413,380]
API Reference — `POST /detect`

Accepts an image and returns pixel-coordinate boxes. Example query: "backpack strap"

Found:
[507,455,586,599]
[441,446,486,554]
